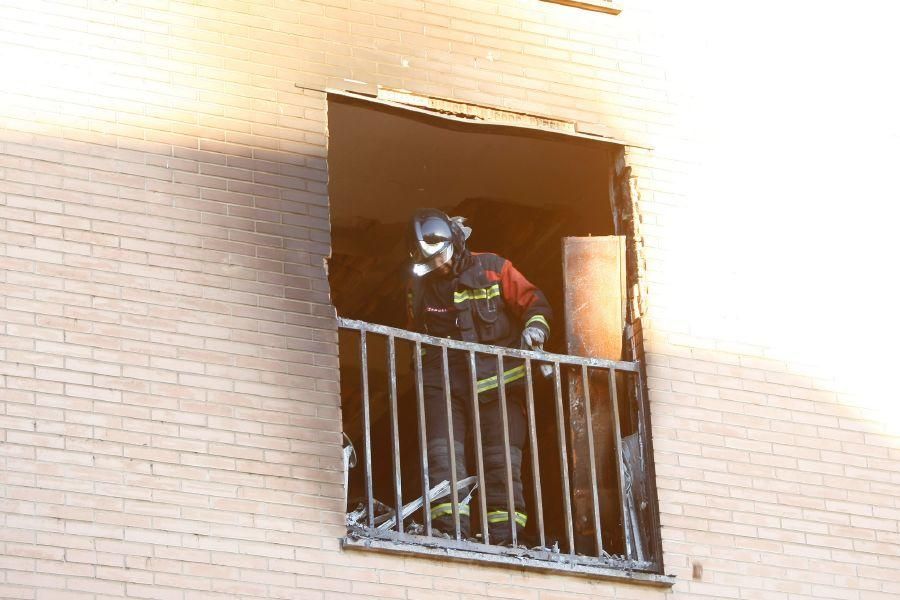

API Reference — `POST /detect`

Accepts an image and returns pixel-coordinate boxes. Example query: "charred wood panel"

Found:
[563,236,627,556]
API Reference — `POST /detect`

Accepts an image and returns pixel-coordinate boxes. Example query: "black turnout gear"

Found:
[406,211,551,545]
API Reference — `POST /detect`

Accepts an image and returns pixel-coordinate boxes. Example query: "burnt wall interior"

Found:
[327,95,622,551]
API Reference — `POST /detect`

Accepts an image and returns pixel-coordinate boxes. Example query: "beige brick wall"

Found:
[1,1,897,599]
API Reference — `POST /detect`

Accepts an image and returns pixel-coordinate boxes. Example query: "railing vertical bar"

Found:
[414,341,431,537]
[609,367,632,560]
[523,359,545,549]
[581,365,603,557]
[469,350,489,545]
[442,345,461,540]
[386,335,403,533]
[496,353,517,547]
[359,329,374,529]
[553,362,574,555]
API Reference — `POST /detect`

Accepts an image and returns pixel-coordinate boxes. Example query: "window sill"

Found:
[342,528,675,586]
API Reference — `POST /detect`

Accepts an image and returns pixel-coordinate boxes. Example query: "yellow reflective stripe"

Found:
[454,284,500,303]
[525,315,549,330]
[477,364,525,393]
[431,502,470,518]
[486,510,528,527]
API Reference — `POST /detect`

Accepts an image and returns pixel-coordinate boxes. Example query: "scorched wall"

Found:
[0,1,897,599]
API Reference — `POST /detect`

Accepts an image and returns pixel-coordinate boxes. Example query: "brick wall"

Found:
[1,1,897,599]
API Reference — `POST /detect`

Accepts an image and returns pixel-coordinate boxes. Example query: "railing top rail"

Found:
[337,317,639,373]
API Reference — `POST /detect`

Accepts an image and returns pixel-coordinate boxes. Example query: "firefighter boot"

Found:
[487,509,527,547]
[483,445,526,546]
[427,438,471,539]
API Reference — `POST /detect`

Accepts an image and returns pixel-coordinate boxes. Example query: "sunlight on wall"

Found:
[2,1,897,435]
[534,0,900,436]
[2,43,113,137]
[0,3,189,137]
[648,1,900,435]
[2,45,112,99]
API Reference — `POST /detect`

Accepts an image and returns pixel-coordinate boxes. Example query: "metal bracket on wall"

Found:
[541,0,623,15]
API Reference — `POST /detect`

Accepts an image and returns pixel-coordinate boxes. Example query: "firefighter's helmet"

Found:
[408,208,470,277]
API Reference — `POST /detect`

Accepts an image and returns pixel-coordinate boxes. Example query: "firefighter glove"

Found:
[521,326,546,350]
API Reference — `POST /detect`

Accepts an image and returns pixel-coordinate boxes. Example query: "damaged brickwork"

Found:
[611,148,648,337]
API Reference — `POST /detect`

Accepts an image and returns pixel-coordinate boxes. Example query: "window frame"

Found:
[327,91,667,584]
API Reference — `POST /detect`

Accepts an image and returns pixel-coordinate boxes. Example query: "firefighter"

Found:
[406,208,552,546]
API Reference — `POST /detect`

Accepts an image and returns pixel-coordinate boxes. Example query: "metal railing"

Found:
[339,317,661,576]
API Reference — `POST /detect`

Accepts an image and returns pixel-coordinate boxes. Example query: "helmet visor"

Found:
[412,243,453,276]
[409,214,454,276]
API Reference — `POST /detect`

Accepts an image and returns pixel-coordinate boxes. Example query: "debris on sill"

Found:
[346,476,478,530]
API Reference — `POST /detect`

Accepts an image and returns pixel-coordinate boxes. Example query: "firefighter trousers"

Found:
[422,354,526,540]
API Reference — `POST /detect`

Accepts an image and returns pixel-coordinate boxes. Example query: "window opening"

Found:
[326,93,665,581]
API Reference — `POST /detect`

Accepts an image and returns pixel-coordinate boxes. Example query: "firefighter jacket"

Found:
[407,251,552,399]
